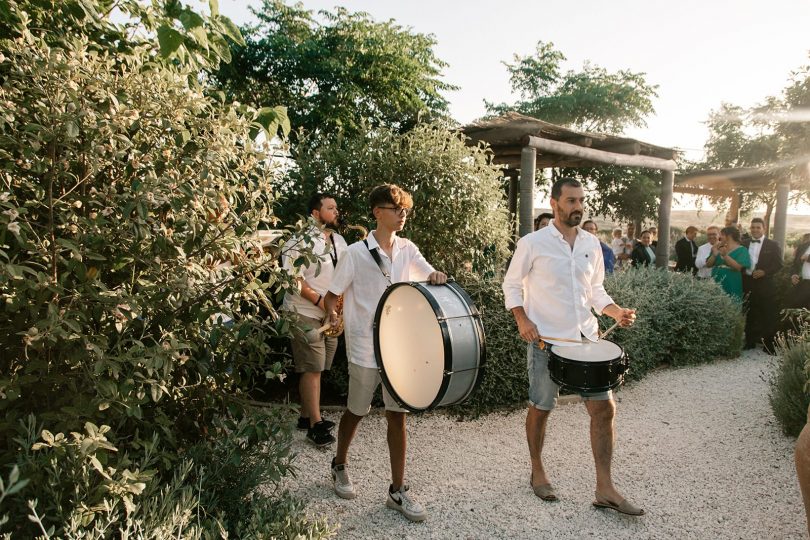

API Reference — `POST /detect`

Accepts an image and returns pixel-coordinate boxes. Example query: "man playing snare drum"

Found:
[502,177,643,516]
[324,184,447,522]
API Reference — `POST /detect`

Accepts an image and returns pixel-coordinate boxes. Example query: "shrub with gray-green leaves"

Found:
[601,266,744,379]
[769,311,810,438]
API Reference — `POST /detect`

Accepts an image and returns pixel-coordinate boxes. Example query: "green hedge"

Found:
[769,313,810,438]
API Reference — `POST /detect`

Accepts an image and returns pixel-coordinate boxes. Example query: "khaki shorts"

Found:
[347,363,408,416]
[290,314,337,373]
[527,343,611,411]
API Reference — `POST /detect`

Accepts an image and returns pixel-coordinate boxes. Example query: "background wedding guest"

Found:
[741,217,782,351]
[695,226,720,279]
[675,226,699,274]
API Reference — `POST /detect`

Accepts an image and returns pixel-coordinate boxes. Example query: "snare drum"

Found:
[547,339,628,393]
[373,281,486,412]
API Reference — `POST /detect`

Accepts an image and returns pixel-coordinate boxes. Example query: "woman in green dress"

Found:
[705,226,751,302]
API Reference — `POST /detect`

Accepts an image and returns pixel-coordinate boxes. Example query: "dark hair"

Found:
[368,183,413,211]
[307,192,335,214]
[550,177,582,200]
[720,226,740,242]
[685,225,698,234]
[750,217,765,226]
[533,212,553,229]
[640,229,653,237]
[582,220,597,229]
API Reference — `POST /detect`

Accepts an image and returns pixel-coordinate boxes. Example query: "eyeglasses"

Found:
[377,206,414,217]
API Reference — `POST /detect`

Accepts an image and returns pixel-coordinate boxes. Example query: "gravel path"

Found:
[282,349,807,539]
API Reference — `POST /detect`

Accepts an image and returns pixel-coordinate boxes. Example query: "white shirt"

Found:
[695,242,714,279]
[802,245,810,280]
[329,232,435,368]
[746,237,763,276]
[502,225,615,347]
[281,226,347,319]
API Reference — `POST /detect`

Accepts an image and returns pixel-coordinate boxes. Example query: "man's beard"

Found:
[563,211,582,227]
[320,216,339,228]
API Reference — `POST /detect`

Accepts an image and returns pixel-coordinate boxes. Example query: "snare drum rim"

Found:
[546,339,625,365]
[373,282,453,413]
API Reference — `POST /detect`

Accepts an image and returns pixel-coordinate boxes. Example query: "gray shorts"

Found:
[346,363,408,416]
[290,314,337,373]
[527,343,612,411]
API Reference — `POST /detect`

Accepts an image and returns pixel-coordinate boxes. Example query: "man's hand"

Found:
[752,269,765,279]
[428,271,447,285]
[604,304,637,328]
[324,291,340,327]
[792,274,801,286]
[511,307,539,343]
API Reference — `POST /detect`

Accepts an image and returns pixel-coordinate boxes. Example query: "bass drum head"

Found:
[375,284,445,410]
[550,339,623,362]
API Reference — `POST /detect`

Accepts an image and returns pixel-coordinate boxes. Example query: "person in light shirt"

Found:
[695,226,720,279]
[281,193,347,446]
[324,184,446,522]
[502,177,642,516]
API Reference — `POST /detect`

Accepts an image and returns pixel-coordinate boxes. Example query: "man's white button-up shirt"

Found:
[695,242,714,279]
[502,225,615,346]
[329,231,435,368]
[282,226,347,319]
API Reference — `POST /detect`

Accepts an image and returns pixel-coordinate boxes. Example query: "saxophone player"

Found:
[281,193,347,446]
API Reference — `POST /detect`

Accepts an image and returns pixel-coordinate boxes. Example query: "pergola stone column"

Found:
[519,147,537,237]
[773,177,791,252]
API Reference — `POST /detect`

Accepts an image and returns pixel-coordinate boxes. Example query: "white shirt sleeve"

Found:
[589,240,614,315]
[695,244,710,270]
[328,249,355,296]
[502,236,532,311]
[406,241,435,281]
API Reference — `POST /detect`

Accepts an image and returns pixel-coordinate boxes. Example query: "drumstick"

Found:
[305,322,332,344]
[600,320,621,340]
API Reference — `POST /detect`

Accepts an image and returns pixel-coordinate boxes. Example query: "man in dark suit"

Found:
[675,226,699,274]
[631,230,656,268]
[787,233,810,310]
[742,217,783,351]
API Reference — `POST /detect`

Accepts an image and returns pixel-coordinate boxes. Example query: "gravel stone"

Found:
[281,349,806,539]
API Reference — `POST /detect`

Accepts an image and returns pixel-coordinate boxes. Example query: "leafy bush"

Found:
[769,311,810,438]
[0,4,328,537]
[278,124,513,278]
[601,266,744,379]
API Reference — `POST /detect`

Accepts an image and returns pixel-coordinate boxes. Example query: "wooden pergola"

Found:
[462,112,679,268]
[676,167,799,252]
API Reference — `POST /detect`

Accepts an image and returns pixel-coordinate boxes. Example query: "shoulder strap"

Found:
[363,239,391,283]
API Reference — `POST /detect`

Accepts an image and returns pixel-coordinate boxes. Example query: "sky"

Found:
[219,0,810,213]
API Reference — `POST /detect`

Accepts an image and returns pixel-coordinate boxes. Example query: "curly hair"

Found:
[368,184,413,210]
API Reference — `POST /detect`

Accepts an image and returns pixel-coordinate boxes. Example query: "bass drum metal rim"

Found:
[373,281,485,413]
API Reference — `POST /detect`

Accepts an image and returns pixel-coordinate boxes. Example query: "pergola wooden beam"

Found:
[522,135,677,171]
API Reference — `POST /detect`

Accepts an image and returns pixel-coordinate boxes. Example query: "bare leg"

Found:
[585,399,624,501]
[335,410,363,465]
[387,411,406,489]
[299,371,323,427]
[526,406,552,486]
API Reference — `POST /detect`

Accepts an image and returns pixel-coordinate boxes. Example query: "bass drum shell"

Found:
[547,339,628,393]
[374,281,486,412]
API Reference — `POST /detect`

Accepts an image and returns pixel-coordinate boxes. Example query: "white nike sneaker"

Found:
[386,484,427,522]
[331,458,356,499]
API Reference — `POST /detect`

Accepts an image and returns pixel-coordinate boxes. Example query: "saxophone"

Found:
[321,222,368,338]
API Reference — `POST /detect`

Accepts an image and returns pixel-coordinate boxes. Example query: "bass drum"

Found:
[373,281,486,412]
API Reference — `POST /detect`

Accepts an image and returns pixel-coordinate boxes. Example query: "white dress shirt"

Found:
[746,237,763,276]
[282,226,347,319]
[329,232,435,368]
[502,226,615,347]
[695,242,714,279]
[802,245,810,280]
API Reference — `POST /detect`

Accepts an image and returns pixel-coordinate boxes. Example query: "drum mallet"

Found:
[600,320,621,340]
[304,322,332,344]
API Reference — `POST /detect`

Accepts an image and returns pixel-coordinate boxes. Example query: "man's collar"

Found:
[368,230,399,250]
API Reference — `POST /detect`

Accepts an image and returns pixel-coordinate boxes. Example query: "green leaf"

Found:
[179,9,205,30]
[157,25,185,58]
[218,16,245,46]
[65,121,79,139]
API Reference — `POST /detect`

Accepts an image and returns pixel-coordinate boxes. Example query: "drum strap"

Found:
[363,239,392,285]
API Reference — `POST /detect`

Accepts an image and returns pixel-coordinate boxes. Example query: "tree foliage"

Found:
[0,1,327,537]
[278,124,512,279]
[487,40,658,134]
[212,0,455,137]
